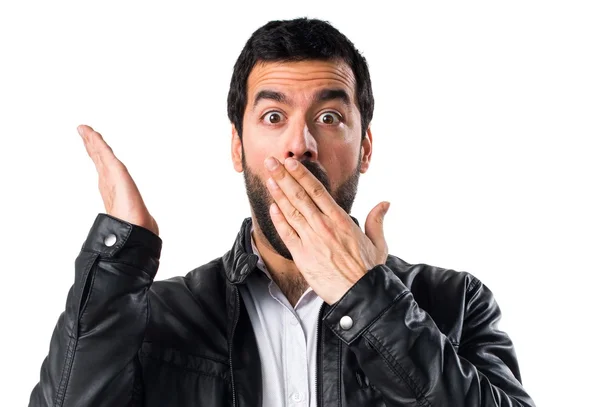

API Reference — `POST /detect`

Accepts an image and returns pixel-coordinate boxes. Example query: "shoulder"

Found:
[150,256,228,300]
[385,253,481,297]
[145,256,229,346]
[384,254,487,332]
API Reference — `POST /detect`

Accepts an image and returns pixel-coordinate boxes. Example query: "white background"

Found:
[1,1,598,405]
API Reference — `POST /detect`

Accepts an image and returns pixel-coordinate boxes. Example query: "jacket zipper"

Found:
[229,287,241,407]
[314,302,325,407]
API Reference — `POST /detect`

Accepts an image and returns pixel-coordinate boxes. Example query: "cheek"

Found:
[321,145,360,180]
[243,143,275,179]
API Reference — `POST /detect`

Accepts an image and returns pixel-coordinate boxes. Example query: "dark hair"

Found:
[227,17,374,140]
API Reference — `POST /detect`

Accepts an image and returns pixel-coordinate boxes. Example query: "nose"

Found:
[282,124,318,162]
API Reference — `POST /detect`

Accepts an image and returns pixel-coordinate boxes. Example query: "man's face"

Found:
[231,59,372,260]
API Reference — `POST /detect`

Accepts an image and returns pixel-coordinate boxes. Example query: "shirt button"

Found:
[340,315,353,330]
[291,392,303,402]
[104,233,117,247]
[291,318,299,326]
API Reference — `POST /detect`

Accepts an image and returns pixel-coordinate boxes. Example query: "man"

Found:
[29,17,535,407]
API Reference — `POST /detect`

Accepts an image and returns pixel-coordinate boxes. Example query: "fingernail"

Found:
[384,202,391,214]
[77,126,84,137]
[285,158,298,170]
[265,157,279,171]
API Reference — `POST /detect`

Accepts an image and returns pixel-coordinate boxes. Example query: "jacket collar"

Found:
[222,215,362,285]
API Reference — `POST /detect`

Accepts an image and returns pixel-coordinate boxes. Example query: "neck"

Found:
[251,217,309,307]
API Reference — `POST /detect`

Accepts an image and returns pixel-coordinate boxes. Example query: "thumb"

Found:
[364,201,390,252]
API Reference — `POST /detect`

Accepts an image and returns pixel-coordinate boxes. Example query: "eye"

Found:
[261,111,284,124]
[317,112,341,125]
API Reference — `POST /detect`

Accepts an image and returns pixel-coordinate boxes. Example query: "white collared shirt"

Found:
[238,226,325,407]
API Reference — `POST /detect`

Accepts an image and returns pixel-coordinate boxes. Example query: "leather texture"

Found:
[29,213,536,406]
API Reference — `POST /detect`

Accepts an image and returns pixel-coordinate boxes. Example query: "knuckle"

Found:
[284,227,296,239]
[289,208,304,221]
[294,188,307,201]
[296,170,308,181]
[311,184,326,198]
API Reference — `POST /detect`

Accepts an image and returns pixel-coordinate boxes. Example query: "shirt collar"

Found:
[249,225,274,281]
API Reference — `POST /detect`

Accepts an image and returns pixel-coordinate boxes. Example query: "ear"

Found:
[231,124,243,173]
[359,126,373,174]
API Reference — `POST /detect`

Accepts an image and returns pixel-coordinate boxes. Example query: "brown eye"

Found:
[264,112,283,124]
[318,112,341,125]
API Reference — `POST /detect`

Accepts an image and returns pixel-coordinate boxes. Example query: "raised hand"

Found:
[78,124,159,236]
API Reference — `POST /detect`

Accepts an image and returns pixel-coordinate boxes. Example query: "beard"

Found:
[242,149,361,261]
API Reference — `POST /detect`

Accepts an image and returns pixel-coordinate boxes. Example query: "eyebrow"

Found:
[314,89,351,106]
[252,88,352,110]
[253,90,289,109]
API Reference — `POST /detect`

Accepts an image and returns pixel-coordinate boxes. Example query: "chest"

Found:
[238,281,388,407]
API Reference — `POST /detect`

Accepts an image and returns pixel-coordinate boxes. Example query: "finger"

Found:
[77,124,119,172]
[264,157,324,226]
[266,175,311,239]
[269,202,301,251]
[365,201,390,253]
[282,157,338,217]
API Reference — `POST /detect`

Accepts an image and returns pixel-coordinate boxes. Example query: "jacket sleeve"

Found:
[322,264,536,407]
[29,213,162,407]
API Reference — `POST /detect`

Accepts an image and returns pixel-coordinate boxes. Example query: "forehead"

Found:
[246,59,357,104]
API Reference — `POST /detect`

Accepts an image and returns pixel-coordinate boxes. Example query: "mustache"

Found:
[298,160,331,193]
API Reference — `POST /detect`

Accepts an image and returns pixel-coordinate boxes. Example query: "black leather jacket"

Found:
[29,213,535,406]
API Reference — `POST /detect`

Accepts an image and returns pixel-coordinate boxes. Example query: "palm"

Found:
[78,124,159,236]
